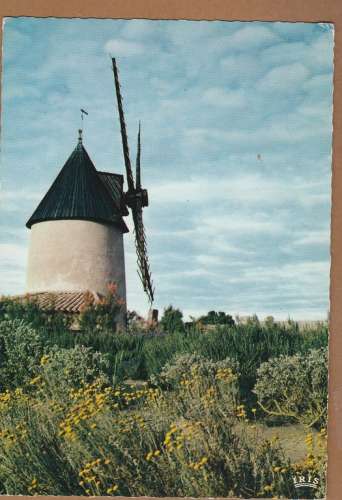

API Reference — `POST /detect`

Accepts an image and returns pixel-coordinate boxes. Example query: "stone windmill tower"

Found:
[25,58,154,319]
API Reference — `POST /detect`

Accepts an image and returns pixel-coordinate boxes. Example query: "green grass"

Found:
[36,321,328,406]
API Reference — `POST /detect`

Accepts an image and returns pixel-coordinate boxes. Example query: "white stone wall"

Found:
[26,219,127,308]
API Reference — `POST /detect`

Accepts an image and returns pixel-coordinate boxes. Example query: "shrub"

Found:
[37,345,110,400]
[78,283,124,333]
[0,358,298,498]
[0,296,70,335]
[160,305,184,333]
[153,352,239,388]
[0,319,46,391]
[0,320,110,395]
[199,310,235,326]
[253,347,328,428]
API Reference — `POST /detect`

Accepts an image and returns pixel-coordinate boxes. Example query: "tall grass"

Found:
[35,320,328,406]
[0,297,328,405]
[143,323,327,404]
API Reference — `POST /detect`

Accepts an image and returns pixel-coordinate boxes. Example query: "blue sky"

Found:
[0,18,334,320]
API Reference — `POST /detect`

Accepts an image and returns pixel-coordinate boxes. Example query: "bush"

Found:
[0,320,46,391]
[153,352,239,388]
[0,357,299,498]
[37,345,110,400]
[253,347,328,428]
[160,305,184,333]
[0,320,110,395]
[0,296,70,336]
[199,310,235,326]
[78,283,124,333]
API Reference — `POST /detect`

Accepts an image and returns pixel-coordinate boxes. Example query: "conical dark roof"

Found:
[26,137,129,232]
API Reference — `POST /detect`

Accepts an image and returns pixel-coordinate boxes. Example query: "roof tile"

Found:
[14,291,104,313]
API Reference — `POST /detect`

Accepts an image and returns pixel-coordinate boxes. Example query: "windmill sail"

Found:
[111,58,154,304]
[136,121,141,190]
[133,125,154,303]
[112,58,135,193]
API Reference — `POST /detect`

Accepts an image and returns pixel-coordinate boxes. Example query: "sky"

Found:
[0,18,334,320]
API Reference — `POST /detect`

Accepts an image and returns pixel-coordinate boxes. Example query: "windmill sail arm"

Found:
[136,122,141,190]
[111,58,135,193]
[132,205,154,303]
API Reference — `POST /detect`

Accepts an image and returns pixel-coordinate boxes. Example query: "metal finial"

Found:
[79,110,88,146]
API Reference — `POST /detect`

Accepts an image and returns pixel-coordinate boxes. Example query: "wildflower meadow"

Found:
[0,294,328,498]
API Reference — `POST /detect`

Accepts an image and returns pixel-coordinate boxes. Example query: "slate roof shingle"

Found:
[26,140,129,232]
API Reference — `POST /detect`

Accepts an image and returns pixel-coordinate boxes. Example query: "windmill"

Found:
[24,58,154,323]
[111,58,154,304]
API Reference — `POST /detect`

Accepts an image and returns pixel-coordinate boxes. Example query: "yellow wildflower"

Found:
[40,354,50,366]
[29,376,42,385]
[107,484,118,494]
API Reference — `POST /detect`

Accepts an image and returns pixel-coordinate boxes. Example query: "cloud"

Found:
[202,87,246,108]
[3,84,41,100]
[0,243,27,295]
[150,77,177,97]
[165,20,223,46]
[199,213,282,235]
[229,260,330,286]
[260,42,309,69]
[271,22,318,41]
[119,19,165,41]
[0,226,28,241]
[104,39,144,56]
[259,32,334,73]
[297,100,333,119]
[293,230,330,247]
[0,243,27,263]
[2,24,31,61]
[184,116,330,151]
[309,35,335,71]
[256,62,310,93]
[149,174,329,209]
[304,73,333,95]
[220,54,262,84]
[222,25,280,51]
[0,188,43,212]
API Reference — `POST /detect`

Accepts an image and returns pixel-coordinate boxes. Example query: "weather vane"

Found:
[81,108,88,120]
[79,109,88,142]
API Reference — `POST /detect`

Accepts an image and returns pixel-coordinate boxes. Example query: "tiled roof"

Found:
[17,291,104,313]
[26,140,129,233]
